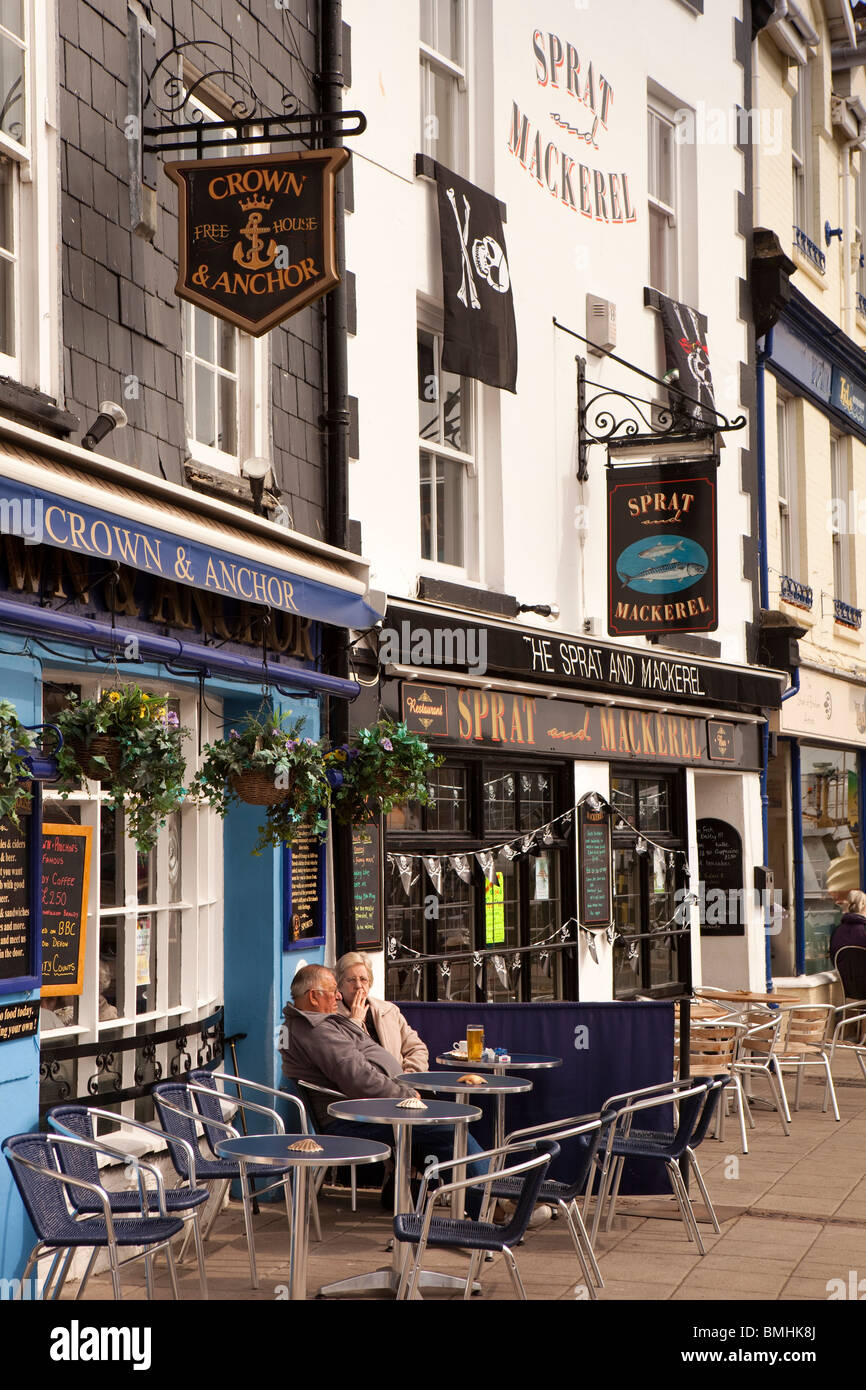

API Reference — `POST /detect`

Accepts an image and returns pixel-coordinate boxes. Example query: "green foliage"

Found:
[55,687,188,855]
[325,718,439,825]
[190,710,330,853]
[0,699,36,825]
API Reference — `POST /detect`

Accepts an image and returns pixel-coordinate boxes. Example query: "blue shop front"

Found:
[0,418,379,1280]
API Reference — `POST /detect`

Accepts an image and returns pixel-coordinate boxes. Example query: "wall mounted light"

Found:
[242,456,271,516]
[825,220,844,245]
[81,401,128,451]
[517,602,561,619]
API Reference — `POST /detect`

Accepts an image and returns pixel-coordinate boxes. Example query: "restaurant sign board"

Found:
[607,459,718,637]
[166,149,349,335]
[401,683,762,770]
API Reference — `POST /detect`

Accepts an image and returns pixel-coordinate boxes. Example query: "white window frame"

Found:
[831,433,855,607]
[0,0,59,396]
[792,61,813,238]
[419,0,467,172]
[179,87,270,476]
[647,103,679,299]
[777,393,802,582]
[418,309,476,577]
[39,674,223,1123]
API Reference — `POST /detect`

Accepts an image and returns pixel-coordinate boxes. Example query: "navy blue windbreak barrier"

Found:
[400,1001,676,1193]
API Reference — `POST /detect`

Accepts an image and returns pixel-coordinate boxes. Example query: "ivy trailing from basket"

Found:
[190,710,330,853]
[325,718,440,825]
[0,699,37,826]
[54,687,188,855]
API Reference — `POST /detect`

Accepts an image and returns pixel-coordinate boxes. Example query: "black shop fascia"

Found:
[378,600,785,772]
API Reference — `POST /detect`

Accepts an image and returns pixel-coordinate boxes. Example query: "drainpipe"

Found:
[757,328,773,992]
[320,0,355,954]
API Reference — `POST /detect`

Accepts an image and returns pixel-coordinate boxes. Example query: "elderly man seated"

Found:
[280,963,485,1211]
[335,951,428,1072]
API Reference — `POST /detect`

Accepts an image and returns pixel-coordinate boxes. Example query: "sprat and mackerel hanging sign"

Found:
[607,459,718,638]
[166,149,349,335]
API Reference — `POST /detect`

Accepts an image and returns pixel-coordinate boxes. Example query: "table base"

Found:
[317,1267,480,1298]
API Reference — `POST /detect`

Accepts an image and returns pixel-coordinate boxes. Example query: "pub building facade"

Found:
[0,0,376,1283]
[344,0,787,1006]
[752,1,866,1001]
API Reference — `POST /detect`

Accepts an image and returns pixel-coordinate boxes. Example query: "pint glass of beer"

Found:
[467,1025,484,1061]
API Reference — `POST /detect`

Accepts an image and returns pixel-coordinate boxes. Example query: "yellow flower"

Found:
[140,709,148,719]
[107,691,121,704]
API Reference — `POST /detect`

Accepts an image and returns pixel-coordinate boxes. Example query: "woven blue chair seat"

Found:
[394,1212,507,1251]
[489,1174,573,1203]
[50,1213,185,1246]
[71,1185,210,1215]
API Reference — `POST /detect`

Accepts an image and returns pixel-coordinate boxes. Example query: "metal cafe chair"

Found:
[4,1131,184,1301]
[47,1104,209,1298]
[732,1011,792,1136]
[490,1111,615,1298]
[394,1139,559,1301]
[684,1020,752,1153]
[188,1067,322,1240]
[774,1005,841,1121]
[296,1077,360,1215]
[591,1080,721,1254]
[824,1005,866,1111]
[152,1080,293,1290]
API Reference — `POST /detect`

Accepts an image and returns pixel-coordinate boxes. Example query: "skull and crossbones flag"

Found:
[656,294,716,426]
[434,163,517,392]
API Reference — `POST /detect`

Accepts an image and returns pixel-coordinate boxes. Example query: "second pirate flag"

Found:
[434,163,518,392]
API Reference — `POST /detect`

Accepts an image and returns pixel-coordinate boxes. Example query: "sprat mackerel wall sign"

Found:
[165,149,349,334]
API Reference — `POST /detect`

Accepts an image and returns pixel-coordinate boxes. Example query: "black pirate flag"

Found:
[434,164,517,392]
[657,294,716,426]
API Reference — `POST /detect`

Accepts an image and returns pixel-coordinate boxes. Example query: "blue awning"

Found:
[0,462,381,632]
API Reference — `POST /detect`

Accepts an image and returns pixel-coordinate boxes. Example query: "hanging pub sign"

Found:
[165,148,350,336]
[607,458,718,638]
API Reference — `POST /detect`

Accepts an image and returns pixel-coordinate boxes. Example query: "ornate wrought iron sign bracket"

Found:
[552,318,746,482]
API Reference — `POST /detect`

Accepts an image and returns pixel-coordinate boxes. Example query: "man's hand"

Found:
[349,987,369,1025]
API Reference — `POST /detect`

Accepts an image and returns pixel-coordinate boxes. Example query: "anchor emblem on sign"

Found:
[232,196,278,271]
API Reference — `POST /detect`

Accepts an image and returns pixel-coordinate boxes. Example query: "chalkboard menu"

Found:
[352,821,383,949]
[697,817,744,938]
[283,826,326,949]
[0,816,31,983]
[578,804,612,927]
[41,824,92,993]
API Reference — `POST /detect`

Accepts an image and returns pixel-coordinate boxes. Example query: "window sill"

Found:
[779,596,816,628]
[791,245,827,290]
[833,620,862,644]
[0,378,79,438]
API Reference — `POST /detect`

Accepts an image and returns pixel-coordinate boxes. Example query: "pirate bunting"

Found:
[657,294,716,427]
[434,163,517,392]
[165,148,349,336]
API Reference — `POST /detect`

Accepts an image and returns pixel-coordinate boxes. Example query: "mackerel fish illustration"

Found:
[637,539,685,561]
[621,559,706,587]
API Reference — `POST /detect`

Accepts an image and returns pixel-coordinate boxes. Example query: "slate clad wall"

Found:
[58,0,327,539]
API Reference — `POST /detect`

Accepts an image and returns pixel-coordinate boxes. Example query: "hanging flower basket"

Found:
[325,719,439,825]
[0,700,39,826]
[55,687,188,854]
[231,769,290,806]
[191,711,329,852]
[66,734,122,782]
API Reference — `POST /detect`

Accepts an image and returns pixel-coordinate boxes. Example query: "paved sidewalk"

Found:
[73,1054,866,1301]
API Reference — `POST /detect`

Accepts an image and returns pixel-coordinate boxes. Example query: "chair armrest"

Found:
[410,1150,553,1241]
[9,1145,116,1236]
[505,1116,603,1148]
[155,1094,240,1138]
[504,1111,599,1144]
[601,1076,692,1110]
[82,1108,200,1190]
[202,1073,311,1131]
[187,1085,286,1134]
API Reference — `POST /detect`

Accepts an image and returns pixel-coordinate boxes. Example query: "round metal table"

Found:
[319,1096,482,1298]
[403,1069,532,1151]
[436,1051,562,1079]
[216,1133,389,1300]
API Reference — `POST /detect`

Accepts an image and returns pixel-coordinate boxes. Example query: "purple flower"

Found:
[304,738,315,746]
[161,710,180,727]
[347,748,360,760]
[229,729,240,741]
[285,739,296,751]
[381,738,393,752]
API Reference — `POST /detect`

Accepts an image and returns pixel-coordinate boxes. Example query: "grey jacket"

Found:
[279,1003,415,1127]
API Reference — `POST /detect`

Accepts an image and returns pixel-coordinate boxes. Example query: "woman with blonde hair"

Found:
[335,951,428,1073]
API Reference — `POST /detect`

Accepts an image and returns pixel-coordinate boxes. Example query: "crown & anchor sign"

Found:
[165,148,349,334]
